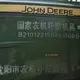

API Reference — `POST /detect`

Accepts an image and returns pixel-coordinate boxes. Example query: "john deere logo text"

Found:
[21,6,73,16]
